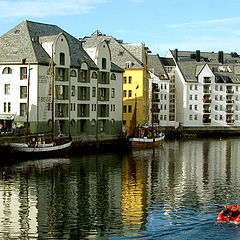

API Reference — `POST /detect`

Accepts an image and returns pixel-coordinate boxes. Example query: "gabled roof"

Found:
[171,50,240,83]
[82,32,145,69]
[0,20,97,69]
[149,54,169,80]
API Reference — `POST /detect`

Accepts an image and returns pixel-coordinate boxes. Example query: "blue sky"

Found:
[1,0,240,55]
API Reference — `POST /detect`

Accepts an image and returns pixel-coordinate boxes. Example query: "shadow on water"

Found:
[0,138,240,239]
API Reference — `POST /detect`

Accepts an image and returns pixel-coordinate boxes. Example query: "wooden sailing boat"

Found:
[10,49,72,155]
[127,84,165,148]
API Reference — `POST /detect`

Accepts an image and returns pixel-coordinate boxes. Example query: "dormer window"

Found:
[125,61,133,69]
[60,52,65,65]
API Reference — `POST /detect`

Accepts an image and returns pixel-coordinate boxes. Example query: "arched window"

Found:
[92,71,98,79]
[60,52,65,65]
[70,70,77,77]
[2,67,12,74]
[102,58,106,69]
[111,73,116,80]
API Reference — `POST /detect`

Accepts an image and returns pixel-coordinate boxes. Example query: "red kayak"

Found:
[217,205,240,223]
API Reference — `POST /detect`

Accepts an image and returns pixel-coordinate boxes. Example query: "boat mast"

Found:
[151,82,154,132]
[26,63,31,139]
[51,44,55,139]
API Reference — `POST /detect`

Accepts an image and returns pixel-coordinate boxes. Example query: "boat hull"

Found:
[9,137,72,159]
[129,135,165,148]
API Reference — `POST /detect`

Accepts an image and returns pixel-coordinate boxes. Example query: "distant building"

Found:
[166,49,240,128]
[82,31,150,132]
[0,21,123,141]
[148,54,177,128]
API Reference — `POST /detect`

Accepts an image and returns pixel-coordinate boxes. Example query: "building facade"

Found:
[82,32,150,132]
[166,49,240,128]
[0,21,123,141]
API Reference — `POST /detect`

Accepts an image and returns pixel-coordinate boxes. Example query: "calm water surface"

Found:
[1,138,240,239]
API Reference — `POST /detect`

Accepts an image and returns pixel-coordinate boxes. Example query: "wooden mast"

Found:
[26,63,32,140]
[51,44,55,139]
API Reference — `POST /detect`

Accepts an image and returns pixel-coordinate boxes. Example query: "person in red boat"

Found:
[217,205,240,223]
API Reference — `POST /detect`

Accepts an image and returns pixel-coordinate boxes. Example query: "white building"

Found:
[148,54,177,128]
[0,20,123,141]
[166,49,240,128]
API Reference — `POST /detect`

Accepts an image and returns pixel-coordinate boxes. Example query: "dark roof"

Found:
[0,20,97,69]
[82,33,145,69]
[149,54,169,80]
[171,50,240,83]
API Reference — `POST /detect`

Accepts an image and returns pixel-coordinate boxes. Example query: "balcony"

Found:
[203,99,211,104]
[153,108,160,113]
[203,78,211,84]
[226,119,234,124]
[203,118,211,124]
[203,90,211,94]
[226,90,234,94]
[203,109,211,113]
[226,100,234,104]
[226,109,234,113]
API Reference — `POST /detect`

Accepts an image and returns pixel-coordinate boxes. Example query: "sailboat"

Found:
[10,51,72,156]
[127,84,165,148]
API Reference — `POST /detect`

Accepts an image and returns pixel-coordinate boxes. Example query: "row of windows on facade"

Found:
[2,66,117,82]
[190,104,240,111]
[123,104,168,113]
[190,94,240,101]
[122,115,169,125]
[189,114,240,121]
[4,85,116,100]
[189,84,240,91]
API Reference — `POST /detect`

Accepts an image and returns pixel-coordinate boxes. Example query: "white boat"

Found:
[10,51,72,156]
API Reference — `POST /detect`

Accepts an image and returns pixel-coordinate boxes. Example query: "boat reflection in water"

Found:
[1,138,240,239]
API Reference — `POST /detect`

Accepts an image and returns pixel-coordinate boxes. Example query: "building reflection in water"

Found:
[0,139,240,238]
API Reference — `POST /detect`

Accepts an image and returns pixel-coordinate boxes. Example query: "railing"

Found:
[203,99,211,103]
[203,118,211,123]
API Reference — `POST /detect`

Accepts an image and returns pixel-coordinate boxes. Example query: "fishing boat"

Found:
[127,85,165,148]
[217,205,240,223]
[10,49,72,156]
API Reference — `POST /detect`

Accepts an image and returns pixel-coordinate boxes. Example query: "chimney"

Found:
[218,51,224,64]
[196,50,200,62]
[174,48,178,62]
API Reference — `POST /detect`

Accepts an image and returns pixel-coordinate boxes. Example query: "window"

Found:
[123,105,127,113]
[215,95,218,100]
[92,87,96,97]
[195,105,198,110]
[220,86,223,91]
[215,105,218,110]
[215,85,218,91]
[128,76,132,84]
[215,115,218,120]
[102,58,106,69]
[190,85,192,90]
[128,105,132,113]
[195,85,198,90]
[20,67,27,79]
[220,95,223,101]
[20,86,27,98]
[128,90,132,98]
[189,95,193,100]
[81,70,87,82]
[194,114,197,120]
[123,77,127,84]
[2,67,12,74]
[220,115,223,120]
[20,103,26,116]
[194,95,198,100]
[59,68,65,81]
[3,103,6,112]
[70,70,77,77]
[111,73,116,80]
[123,90,127,98]
[92,71,98,79]
[71,86,75,97]
[189,115,193,120]
[111,88,115,98]
[60,53,65,65]
[4,84,10,94]
[70,103,76,111]
[123,120,126,125]
[189,105,192,110]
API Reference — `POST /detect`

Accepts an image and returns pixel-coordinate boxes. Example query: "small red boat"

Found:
[217,205,240,223]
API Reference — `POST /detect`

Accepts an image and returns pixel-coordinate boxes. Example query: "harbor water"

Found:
[1,137,240,239]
